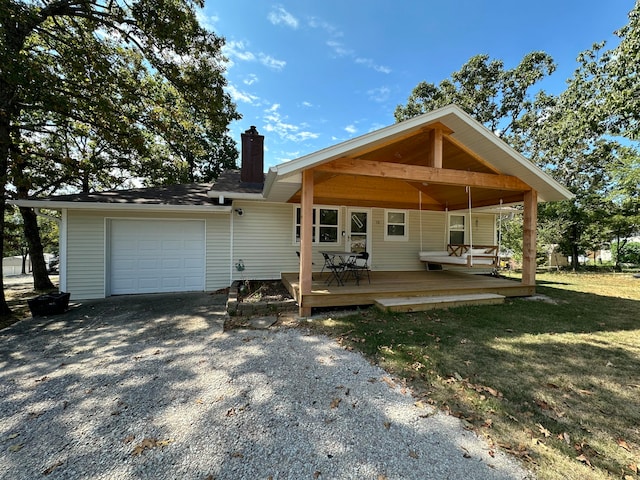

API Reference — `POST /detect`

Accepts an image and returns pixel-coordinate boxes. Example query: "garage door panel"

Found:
[110,220,205,295]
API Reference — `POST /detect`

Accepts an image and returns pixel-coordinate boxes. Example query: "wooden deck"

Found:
[281,270,534,310]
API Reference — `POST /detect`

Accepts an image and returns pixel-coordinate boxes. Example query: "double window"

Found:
[295,206,339,244]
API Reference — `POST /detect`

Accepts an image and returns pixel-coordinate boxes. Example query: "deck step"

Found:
[374,293,505,312]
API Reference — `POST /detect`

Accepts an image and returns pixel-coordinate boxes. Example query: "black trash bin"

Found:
[28,292,71,317]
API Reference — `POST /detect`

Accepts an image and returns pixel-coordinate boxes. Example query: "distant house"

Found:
[13,105,572,315]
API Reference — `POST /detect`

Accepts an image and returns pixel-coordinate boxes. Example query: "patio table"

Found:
[320,251,357,286]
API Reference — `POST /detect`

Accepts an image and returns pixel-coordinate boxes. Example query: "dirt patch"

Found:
[238,280,293,303]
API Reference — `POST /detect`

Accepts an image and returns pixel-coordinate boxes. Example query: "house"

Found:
[13,105,572,315]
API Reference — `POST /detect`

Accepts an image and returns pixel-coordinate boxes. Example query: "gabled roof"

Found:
[263,104,572,208]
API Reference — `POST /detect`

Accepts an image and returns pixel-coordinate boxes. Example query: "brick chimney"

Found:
[240,126,264,185]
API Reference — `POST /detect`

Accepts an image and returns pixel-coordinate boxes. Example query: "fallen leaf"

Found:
[576,454,592,467]
[226,407,236,417]
[377,475,388,480]
[628,464,638,473]
[617,438,631,451]
[408,449,419,459]
[624,476,634,480]
[231,451,243,458]
[330,398,341,409]
[156,439,174,448]
[5,433,19,440]
[536,423,551,438]
[482,419,493,428]
[35,376,49,383]
[381,377,396,389]
[42,461,64,475]
[577,389,594,396]
[313,471,321,479]
[195,398,204,404]
[131,438,158,456]
[383,421,391,430]
[123,435,135,444]
[488,450,495,457]
[8,444,24,452]
[557,432,571,445]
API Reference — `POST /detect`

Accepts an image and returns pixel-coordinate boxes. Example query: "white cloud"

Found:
[223,40,285,71]
[268,6,299,29]
[223,40,256,62]
[301,101,313,108]
[307,17,343,37]
[367,86,391,103]
[243,74,258,86]
[226,84,260,105]
[356,57,391,74]
[196,9,219,31]
[326,40,353,57]
[344,124,357,135]
[263,104,320,143]
[259,54,286,71]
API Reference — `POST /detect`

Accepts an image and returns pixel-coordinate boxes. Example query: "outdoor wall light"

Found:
[235,208,244,216]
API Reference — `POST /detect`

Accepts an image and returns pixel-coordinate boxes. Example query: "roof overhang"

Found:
[9,199,232,214]
[263,104,572,210]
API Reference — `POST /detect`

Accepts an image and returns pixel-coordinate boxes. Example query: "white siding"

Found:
[206,215,232,290]
[372,209,446,271]
[65,210,231,299]
[67,212,105,299]
[471,214,496,245]
[231,201,300,280]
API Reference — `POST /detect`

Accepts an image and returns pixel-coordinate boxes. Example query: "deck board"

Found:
[282,270,533,310]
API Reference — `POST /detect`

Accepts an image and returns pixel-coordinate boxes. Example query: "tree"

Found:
[1,0,240,316]
[394,52,556,141]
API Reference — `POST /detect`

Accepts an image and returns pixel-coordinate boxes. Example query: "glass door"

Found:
[347,209,370,255]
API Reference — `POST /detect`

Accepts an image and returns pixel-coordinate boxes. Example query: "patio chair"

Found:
[345,251,370,285]
[321,252,346,286]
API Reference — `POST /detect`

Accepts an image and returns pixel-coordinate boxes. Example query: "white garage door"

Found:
[109,220,205,295]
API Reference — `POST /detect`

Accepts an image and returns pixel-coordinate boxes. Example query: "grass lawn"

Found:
[307,272,640,480]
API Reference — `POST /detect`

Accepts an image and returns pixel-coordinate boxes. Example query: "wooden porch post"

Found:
[299,169,314,316]
[426,127,443,168]
[522,189,538,287]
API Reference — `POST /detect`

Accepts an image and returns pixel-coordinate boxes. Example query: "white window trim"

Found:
[448,213,466,245]
[293,205,341,245]
[384,209,408,241]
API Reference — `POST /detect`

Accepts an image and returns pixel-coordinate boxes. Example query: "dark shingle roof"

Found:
[209,170,265,194]
[46,183,216,206]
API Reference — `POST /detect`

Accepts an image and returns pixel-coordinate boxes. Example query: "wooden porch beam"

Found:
[317,158,531,192]
[298,169,314,316]
[522,189,538,287]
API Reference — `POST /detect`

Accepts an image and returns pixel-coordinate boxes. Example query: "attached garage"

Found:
[108,219,205,295]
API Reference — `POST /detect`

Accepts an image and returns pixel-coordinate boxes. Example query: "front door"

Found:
[347,209,371,256]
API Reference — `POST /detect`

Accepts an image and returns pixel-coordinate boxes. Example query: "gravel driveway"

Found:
[0,292,532,479]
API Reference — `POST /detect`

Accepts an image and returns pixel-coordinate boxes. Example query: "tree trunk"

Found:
[19,206,55,290]
[0,117,13,316]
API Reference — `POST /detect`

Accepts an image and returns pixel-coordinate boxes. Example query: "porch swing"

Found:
[418,187,500,270]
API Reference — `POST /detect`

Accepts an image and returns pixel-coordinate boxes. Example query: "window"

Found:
[385,210,408,241]
[449,215,465,245]
[295,206,339,244]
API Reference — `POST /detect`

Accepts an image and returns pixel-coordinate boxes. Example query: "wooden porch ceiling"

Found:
[286,124,531,211]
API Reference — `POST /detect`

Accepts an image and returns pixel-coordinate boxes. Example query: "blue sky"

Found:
[202,1,631,169]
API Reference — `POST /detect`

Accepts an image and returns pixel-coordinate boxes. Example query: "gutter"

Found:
[9,199,232,214]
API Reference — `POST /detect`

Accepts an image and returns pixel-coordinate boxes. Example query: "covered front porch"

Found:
[282,270,533,311]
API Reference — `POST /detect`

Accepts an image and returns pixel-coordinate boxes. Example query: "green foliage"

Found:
[613,242,640,264]
[394,52,555,138]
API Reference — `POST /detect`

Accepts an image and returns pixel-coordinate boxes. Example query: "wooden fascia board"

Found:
[316,158,531,192]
